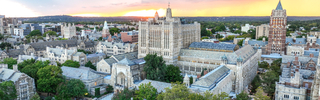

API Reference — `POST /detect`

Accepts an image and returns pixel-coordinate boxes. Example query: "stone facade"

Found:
[267,1,287,55]
[138,6,201,65]
[256,24,270,39]
[102,21,110,38]
[96,41,137,56]
[0,64,36,100]
[61,23,76,38]
[45,46,87,65]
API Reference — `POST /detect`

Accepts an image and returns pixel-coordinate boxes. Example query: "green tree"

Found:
[156,82,190,100]
[45,25,51,27]
[225,35,235,41]
[37,65,63,93]
[76,27,82,31]
[77,49,92,54]
[247,29,256,39]
[189,76,193,85]
[56,79,88,99]
[43,31,58,37]
[0,57,17,69]
[236,91,250,100]
[216,34,224,39]
[260,71,279,97]
[187,93,205,100]
[98,37,103,41]
[95,88,100,96]
[0,81,17,100]
[57,38,68,40]
[211,29,216,34]
[164,65,183,83]
[201,36,209,40]
[238,39,244,46]
[258,61,269,69]
[234,30,242,34]
[203,90,213,100]
[257,36,268,41]
[106,85,114,93]
[250,75,261,93]
[143,53,166,81]
[212,92,229,100]
[85,61,96,70]
[109,28,120,36]
[20,60,51,79]
[135,82,158,100]
[62,60,80,68]
[201,28,208,36]
[112,88,136,100]
[0,42,13,50]
[270,58,282,75]
[29,30,42,36]
[30,93,40,100]
[254,87,271,100]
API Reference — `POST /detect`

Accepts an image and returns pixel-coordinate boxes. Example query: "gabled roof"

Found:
[189,42,238,51]
[118,57,135,66]
[61,66,101,80]
[276,1,283,10]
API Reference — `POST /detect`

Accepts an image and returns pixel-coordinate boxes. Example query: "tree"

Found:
[57,38,68,40]
[201,36,209,40]
[112,88,136,100]
[30,93,40,100]
[164,65,183,83]
[143,53,166,81]
[212,92,229,100]
[234,30,242,34]
[238,39,244,46]
[135,82,158,100]
[20,60,51,79]
[29,30,42,36]
[250,75,261,93]
[257,36,268,41]
[76,27,82,31]
[189,76,194,85]
[85,61,96,70]
[0,81,17,100]
[77,49,92,54]
[56,79,88,99]
[216,34,224,39]
[109,28,120,36]
[98,37,103,41]
[156,82,190,100]
[187,93,205,100]
[95,88,100,96]
[0,57,17,69]
[236,91,250,100]
[106,84,113,93]
[211,29,216,34]
[247,29,256,39]
[37,65,63,93]
[62,60,80,68]
[43,31,58,37]
[225,35,235,41]
[254,87,271,100]
[0,42,13,50]
[260,71,279,97]
[201,28,208,36]
[258,61,269,69]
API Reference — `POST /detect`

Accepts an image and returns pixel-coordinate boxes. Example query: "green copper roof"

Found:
[276,1,283,10]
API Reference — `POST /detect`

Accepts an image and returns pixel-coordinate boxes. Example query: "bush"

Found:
[95,88,100,96]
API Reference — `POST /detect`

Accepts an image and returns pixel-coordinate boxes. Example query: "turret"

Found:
[166,2,172,19]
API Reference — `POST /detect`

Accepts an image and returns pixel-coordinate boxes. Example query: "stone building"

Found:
[275,54,317,100]
[267,1,287,55]
[241,24,255,32]
[96,41,137,56]
[86,53,106,66]
[17,53,50,63]
[176,42,261,94]
[0,64,36,100]
[0,50,9,61]
[102,21,110,38]
[46,46,87,65]
[243,38,268,54]
[256,24,270,39]
[61,23,76,38]
[309,31,320,38]
[138,5,201,65]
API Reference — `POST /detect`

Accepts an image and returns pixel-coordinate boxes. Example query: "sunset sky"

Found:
[1,0,319,17]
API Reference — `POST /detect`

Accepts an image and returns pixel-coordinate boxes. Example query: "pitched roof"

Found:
[276,1,283,10]
[189,42,238,51]
[0,69,23,82]
[118,57,135,66]
[61,66,102,80]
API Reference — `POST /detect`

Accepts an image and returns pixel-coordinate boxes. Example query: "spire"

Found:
[166,2,172,19]
[103,21,109,30]
[276,0,283,10]
[168,2,170,8]
[155,11,159,19]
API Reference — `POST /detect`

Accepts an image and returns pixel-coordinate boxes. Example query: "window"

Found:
[284,95,289,98]
[294,96,299,100]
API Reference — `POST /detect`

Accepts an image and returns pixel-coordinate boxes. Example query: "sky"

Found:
[0,0,320,17]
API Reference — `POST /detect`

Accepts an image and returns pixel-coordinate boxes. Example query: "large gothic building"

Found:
[61,23,76,38]
[267,1,287,55]
[138,5,201,64]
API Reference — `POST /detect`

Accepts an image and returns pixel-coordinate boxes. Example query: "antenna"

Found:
[168,2,170,8]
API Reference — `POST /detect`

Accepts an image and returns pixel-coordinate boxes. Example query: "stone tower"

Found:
[102,21,110,38]
[267,1,287,55]
[235,57,243,94]
[166,2,172,19]
[155,11,159,20]
[183,74,190,87]
[61,23,76,38]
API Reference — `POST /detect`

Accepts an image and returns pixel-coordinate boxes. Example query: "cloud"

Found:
[91,6,105,8]
[111,3,126,6]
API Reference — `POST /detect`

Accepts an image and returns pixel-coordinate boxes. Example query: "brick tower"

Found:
[267,1,287,55]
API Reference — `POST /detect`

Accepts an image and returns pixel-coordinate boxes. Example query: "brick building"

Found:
[120,30,138,43]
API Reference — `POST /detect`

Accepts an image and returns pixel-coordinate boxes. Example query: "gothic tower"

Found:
[267,1,287,55]
[166,2,172,19]
[102,21,110,38]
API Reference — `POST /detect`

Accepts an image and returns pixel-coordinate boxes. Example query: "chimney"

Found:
[262,38,265,42]
[13,65,18,72]
[287,62,290,68]
[295,56,298,61]
[310,53,314,58]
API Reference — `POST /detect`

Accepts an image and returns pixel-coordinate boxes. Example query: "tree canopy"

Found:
[0,57,17,69]
[109,28,120,36]
[37,65,63,93]
[236,91,250,100]
[112,88,136,100]
[56,79,88,99]
[164,65,183,83]
[29,30,42,36]
[77,49,92,54]
[143,53,166,81]
[85,61,96,70]
[237,39,244,46]
[43,31,58,37]
[62,60,80,68]
[20,60,51,79]
[134,82,158,100]
[0,81,17,100]
[254,87,271,100]
[156,82,190,100]
[257,36,268,41]
[0,42,13,50]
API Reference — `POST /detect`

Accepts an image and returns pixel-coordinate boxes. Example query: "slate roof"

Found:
[118,57,135,66]
[61,66,102,80]
[242,40,268,46]
[189,42,238,51]
[276,1,283,10]
[8,49,25,58]
[0,69,23,82]
[133,79,172,93]
[100,42,135,49]
[191,65,230,90]
[48,48,76,57]
[28,40,95,51]
[87,53,106,58]
[304,50,319,57]
[286,38,306,45]
[281,55,317,64]
[103,52,140,66]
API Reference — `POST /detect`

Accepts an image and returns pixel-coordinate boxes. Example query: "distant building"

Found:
[241,24,255,32]
[45,46,87,65]
[96,41,137,56]
[17,53,50,63]
[266,1,287,55]
[61,23,76,38]
[120,30,138,43]
[86,53,106,66]
[14,23,43,36]
[102,21,110,38]
[0,64,36,100]
[256,24,269,39]
[0,15,18,34]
